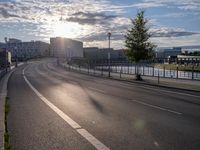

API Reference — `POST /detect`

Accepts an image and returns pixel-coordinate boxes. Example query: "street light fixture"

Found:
[107,32,111,77]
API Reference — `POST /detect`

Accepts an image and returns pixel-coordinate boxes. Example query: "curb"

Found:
[110,76,200,93]
[0,71,14,150]
[0,63,24,150]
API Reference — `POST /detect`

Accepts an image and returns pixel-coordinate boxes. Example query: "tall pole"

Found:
[108,32,111,77]
[14,47,18,67]
[5,50,8,73]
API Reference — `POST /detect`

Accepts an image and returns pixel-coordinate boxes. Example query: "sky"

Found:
[0,0,200,49]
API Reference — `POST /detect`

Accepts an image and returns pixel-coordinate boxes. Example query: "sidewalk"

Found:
[143,76,200,92]
[0,62,24,150]
[114,73,200,92]
[0,75,6,150]
[0,71,13,150]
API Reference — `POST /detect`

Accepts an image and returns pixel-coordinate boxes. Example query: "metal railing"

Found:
[59,58,200,81]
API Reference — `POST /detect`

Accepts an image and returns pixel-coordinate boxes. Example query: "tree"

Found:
[125,10,155,80]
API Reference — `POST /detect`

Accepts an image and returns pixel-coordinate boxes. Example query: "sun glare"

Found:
[53,22,82,38]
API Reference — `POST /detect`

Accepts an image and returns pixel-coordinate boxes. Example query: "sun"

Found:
[53,21,82,38]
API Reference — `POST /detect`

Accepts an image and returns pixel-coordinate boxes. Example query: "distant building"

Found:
[7,38,22,43]
[83,47,127,61]
[0,38,50,61]
[181,45,200,52]
[0,42,6,49]
[156,47,182,58]
[83,47,99,60]
[50,37,83,60]
[177,55,200,65]
[0,48,11,69]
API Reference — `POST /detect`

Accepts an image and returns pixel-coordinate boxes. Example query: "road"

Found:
[7,58,200,150]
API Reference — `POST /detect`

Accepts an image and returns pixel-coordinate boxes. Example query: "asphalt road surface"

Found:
[7,58,200,150]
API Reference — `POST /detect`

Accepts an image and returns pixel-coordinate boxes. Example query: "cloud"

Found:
[66,12,117,25]
[151,34,200,47]
[130,2,165,9]
[0,0,200,48]
[178,5,200,11]
[150,27,200,37]
[143,0,200,11]
[0,7,20,18]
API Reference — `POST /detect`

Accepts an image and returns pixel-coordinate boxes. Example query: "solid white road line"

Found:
[77,129,110,150]
[88,87,106,94]
[132,99,182,115]
[22,68,110,150]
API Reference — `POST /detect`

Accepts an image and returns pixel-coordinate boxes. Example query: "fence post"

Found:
[163,66,165,78]
[101,63,103,76]
[88,61,89,74]
[143,65,144,75]
[192,65,194,80]
[158,68,160,84]
[176,66,178,79]
[128,63,129,74]
[108,59,111,77]
[120,64,122,78]
[135,64,136,75]
[94,60,95,75]
[152,66,154,77]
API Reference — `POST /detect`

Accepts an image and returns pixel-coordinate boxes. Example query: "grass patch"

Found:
[4,96,11,150]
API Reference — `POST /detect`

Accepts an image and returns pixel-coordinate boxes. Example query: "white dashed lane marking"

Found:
[132,99,182,115]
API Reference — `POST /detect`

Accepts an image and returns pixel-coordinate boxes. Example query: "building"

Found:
[0,48,11,69]
[83,47,127,61]
[83,47,99,60]
[0,38,50,61]
[177,55,200,65]
[0,42,6,49]
[50,37,83,60]
[156,47,182,59]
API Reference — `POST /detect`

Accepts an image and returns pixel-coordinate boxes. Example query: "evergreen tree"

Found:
[125,10,155,80]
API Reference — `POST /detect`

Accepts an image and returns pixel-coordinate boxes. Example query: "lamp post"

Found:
[108,32,111,77]
[14,46,18,67]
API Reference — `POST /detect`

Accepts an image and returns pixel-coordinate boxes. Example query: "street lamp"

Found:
[107,32,111,77]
